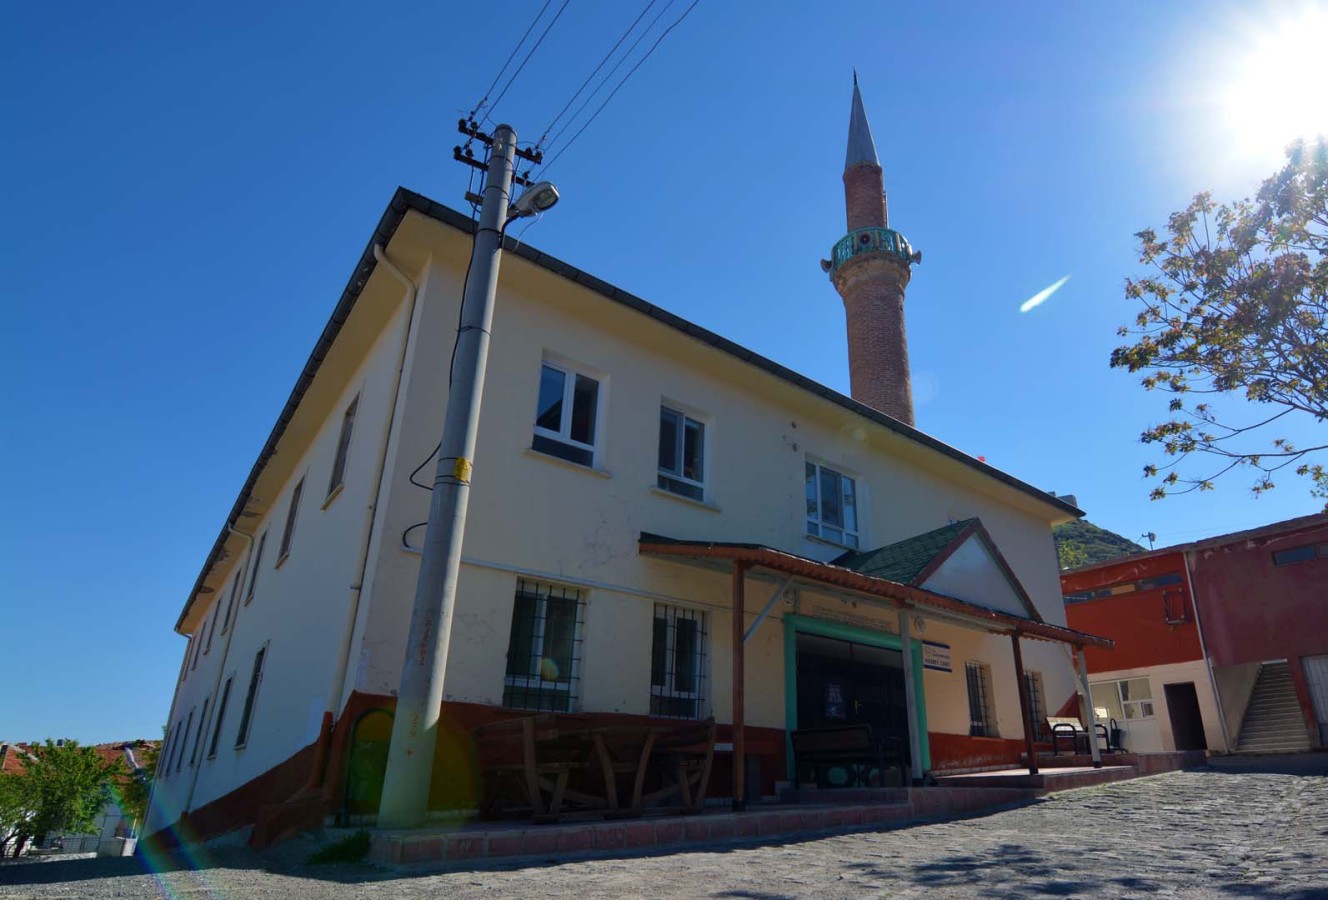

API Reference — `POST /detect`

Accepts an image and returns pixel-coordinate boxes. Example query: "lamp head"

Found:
[509,181,560,218]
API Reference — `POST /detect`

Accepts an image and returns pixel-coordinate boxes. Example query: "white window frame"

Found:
[1091,677,1156,721]
[503,579,585,711]
[650,604,708,718]
[805,459,861,549]
[657,403,708,501]
[532,358,604,467]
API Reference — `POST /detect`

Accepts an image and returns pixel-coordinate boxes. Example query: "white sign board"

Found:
[922,640,952,672]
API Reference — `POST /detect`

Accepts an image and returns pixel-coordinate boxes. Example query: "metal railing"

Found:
[828,227,917,276]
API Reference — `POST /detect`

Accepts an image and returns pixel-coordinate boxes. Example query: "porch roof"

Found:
[639,532,1113,650]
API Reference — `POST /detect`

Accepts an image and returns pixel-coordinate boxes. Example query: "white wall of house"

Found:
[1087,660,1226,753]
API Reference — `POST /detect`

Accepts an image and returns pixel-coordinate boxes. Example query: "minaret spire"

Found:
[823,75,919,425]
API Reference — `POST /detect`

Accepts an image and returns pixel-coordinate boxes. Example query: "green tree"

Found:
[1112,137,1328,504]
[0,773,33,858]
[114,741,157,835]
[22,740,125,844]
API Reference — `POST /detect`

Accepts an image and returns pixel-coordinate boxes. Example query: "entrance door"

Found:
[1163,682,1208,751]
[1304,655,1328,745]
[795,633,909,784]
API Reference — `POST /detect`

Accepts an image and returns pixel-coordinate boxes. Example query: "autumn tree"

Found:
[1112,137,1328,504]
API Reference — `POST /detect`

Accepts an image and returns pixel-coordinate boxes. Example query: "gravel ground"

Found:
[2,755,1325,899]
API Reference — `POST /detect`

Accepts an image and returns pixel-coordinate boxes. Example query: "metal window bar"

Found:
[966,661,994,737]
[234,646,267,748]
[208,677,233,759]
[278,478,304,560]
[1024,671,1047,741]
[190,697,210,767]
[327,396,358,496]
[503,578,585,712]
[650,604,707,718]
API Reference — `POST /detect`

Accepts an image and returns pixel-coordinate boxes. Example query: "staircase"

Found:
[1235,662,1311,753]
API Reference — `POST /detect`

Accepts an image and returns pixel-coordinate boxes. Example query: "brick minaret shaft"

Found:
[831,76,915,425]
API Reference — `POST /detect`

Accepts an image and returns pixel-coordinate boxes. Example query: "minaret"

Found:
[823,74,920,425]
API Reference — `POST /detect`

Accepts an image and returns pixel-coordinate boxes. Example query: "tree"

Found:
[21,740,125,846]
[1112,137,1328,504]
[114,741,158,836]
[0,773,33,858]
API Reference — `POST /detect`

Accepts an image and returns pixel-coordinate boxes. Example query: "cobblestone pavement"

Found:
[2,757,1325,899]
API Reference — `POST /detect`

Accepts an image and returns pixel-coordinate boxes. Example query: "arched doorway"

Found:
[340,708,393,824]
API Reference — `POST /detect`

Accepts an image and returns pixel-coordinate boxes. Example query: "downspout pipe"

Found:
[1183,549,1232,753]
[325,244,420,738]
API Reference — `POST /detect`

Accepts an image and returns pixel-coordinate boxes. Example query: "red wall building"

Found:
[1063,514,1328,754]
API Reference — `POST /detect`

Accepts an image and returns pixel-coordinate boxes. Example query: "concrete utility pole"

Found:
[376,124,519,828]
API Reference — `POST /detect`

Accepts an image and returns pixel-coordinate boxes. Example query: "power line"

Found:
[486,0,575,120]
[540,0,677,158]
[534,0,661,150]
[469,0,555,119]
[537,0,701,178]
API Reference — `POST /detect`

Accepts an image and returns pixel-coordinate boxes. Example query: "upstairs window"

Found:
[189,696,210,767]
[651,604,707,718]
[204,605,218,654]
[657,407,706,501]
[1272,543,1327,566]
[208,677,233,759]
[966,661,996,737]
[277,479,304,562]
[221,572,241,635]
[327,396,359,498]
[533,362,600,467]
[503,578,584,712]
[245,532,267,604]
[806,461,859,548]
[235,645,267,749]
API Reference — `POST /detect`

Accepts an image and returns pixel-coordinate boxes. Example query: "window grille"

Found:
[327,396,358,496]
[208,677,233,758]
[966,661,995,737]
[1024,671,1047,740]
[234,646,267,748]
[503,579,585,712]
[650,604,707,718]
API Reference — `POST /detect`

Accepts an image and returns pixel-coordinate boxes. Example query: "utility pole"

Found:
[377,121,545,828]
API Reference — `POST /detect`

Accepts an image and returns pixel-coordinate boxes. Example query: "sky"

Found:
[2,1,1325,744]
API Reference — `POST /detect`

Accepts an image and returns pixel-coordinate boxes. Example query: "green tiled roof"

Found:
[835,519,975,584]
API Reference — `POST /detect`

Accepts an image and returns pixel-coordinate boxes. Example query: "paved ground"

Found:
[2,755,1325,899]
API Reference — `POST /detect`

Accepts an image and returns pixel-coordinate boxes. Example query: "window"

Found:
[161,722,178,778]
[204,604,218,654]
[245,532,267,604]
[190,697,210,767]
[327,396,358,497]
[208,677,233,759]
[966,661,996,737]
[533,362,600,467]
[222,572,241,635]
[657,407,706,501]
[805,461,859,548]
[277,479,303,562]
[651,604,707,718]
[1092,678,1155,721]
[1272,543,1327,566]
[175,709,193,773]
[503,579,585,712]
[1024,671,1047,740]
[235,645,267,748]
[1064,572,1183,603]
[190,629,202,671]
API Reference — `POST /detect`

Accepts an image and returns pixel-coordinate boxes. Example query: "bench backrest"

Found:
[1046,716,1086,734]
[791,725,874,754]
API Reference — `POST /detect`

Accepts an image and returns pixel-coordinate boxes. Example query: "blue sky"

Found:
[2,1,1324,743]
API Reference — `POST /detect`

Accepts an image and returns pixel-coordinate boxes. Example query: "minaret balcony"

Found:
[826,227,920,278]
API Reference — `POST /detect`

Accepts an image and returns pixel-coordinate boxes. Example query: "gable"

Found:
[920,533,1034,619]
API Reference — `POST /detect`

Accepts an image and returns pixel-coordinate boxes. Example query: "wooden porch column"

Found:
[897,609,924,784]
[1010,633,1039,775]
[731,561,748,811]
[1075,645,1103,768]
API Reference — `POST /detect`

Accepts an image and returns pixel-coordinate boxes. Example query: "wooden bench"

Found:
[791,725,903,788]
[1047,716,1111,755]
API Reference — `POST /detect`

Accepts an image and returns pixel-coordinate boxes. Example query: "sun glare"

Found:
[1221,8,1328,164]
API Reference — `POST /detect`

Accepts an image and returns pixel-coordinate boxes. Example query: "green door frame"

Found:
[783,613,930,778]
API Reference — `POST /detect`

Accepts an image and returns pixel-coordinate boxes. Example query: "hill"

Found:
[1053,520,1145,570]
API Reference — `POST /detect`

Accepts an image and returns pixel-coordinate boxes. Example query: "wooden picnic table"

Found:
[473,715,716,822]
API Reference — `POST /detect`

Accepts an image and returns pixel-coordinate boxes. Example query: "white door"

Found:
[1303,655,1328,746]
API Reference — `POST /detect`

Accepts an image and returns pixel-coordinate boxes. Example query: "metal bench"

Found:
[1047,716,1112,755]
